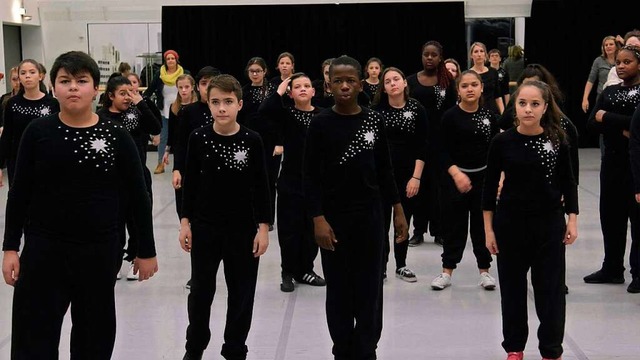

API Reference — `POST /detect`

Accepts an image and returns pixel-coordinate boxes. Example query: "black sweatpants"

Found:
[322,204,385,360]
[599,155,640,277]
[383,167,415,270]
[412,164,443,238]
[11,233,121,360]
[277,189,318,278]
[175,187,184,219]
[441,171,492,270]
[494,208,566,359]
[185,220,259,360]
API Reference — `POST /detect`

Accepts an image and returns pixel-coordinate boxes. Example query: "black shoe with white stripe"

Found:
[296,271,326,286]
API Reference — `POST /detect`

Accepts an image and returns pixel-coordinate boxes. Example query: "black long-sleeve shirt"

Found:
[440,105,499,171]
[0,94,60,169]
[258,92,322,194]
[587,83,640,158]
[3,114,156,258]
[173,101,212,172]
[628,102,640,192]
[371,98,428,170]
[304,107,400,217]
[239,83,276,132]
[97,99,161,164]
[482,128,578,215]
[181,125,271,225]
[479,68,502,115]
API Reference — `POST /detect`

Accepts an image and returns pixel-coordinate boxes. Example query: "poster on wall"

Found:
[87,22,162,87]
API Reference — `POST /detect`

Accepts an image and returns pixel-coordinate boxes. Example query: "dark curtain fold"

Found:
[162,2,465,87]
[526,0,639,147]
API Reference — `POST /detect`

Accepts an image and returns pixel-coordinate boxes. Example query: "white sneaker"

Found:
[126,262,139,281]
[116,270,122,280]
[479,272,496,290]
[431,273,451,290]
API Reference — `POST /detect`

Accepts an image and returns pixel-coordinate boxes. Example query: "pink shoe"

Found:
[507,352,524,360]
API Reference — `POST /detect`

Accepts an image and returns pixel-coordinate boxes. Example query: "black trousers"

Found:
[322,205,385,360]
[383,167,415,270]
[175,187,184,220]
[412,164,443,238]
[441,171,492,270]
[185,221,259,360]
[276,190,318,277]
[11,233,121,360]
[599,155,640,277]
[494,208,566,359]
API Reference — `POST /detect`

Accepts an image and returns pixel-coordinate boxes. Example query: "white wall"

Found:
[1,0,533,80]
[0,0,41,89]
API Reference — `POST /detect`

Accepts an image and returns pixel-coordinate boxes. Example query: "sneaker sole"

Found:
[396,274,417,283]
[280,284,295,292]
[431,284,450,290]
[482,284,496,290]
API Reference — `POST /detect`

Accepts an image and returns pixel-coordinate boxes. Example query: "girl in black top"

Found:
[489,48,510,106]
[312,58,334,108]
[371,67,427,283]
[362,57,383,103]
[469,42,504,115]
[163,74,198,219]
[585,45,640,291]
[0,59,59,186]
[406,40,457,246]
[498,64,580,184]
[270,52,295,87]
[430,70,499,291]
[259,73,325,292]
[0,67,20,128]
[97,75,162,278]
[1,50,157,359]
[179,75,270,360]
[483,80,578,360]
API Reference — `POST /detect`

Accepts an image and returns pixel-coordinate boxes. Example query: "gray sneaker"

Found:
[430,273,451,290]
[395,267,417,282]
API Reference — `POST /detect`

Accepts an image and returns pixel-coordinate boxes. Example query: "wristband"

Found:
[412,176,421,180]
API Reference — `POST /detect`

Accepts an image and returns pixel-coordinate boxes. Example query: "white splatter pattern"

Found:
[378,99,419,133]
[59,122,118,171]
[196,130,251,171]
[339,112,379,164]
[473,108,494,142]
[524,135,558,184]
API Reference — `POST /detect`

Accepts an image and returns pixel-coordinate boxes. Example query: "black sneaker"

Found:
[183,351,203,360]
[296,271,326,286]
[408,234,424,247]
[269,224,274,232]
[280,273,294,292]
[434,236,445,247]
[583,269,625,284]
[185,279,192,289]
[628,277,640,293]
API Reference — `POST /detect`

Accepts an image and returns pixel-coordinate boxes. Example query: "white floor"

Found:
[0,148,639,360]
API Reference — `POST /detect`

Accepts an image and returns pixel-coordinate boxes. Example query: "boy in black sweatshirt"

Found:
[179,74,270,360]
[304,55,408,360]
[1,51,158,359]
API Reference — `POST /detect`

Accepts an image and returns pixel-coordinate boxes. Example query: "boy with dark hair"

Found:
[1,50,158,359]
[304,55,408,359]
[179,74,271,360]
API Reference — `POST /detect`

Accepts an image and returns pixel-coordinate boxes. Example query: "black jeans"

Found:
[383,167,415,270]
[185,220,259,360]
[11,233,121,360]
[276,189,318,278]
[322,204,385,360]
[599,155,640,277]
[494,208,566,359]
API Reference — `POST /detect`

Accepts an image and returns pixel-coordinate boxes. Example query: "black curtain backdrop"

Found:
[526,0,639,148]
[162,2,465,87]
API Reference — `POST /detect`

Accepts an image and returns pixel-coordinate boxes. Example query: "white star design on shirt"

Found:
[482,118,490,126]
[543,141,555,153]
[628,89,639,98]
[126,113,137,120]
[439,89,447,98]
[40,107,51,116]
[90,139,108,154]
[403,111,414,119]
[364,131,375,145]
[234,150,248,163]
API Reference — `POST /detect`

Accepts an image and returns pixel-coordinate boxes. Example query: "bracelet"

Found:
[412,176,421,180]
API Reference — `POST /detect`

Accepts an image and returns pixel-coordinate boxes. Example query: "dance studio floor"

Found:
[0,148,638,360]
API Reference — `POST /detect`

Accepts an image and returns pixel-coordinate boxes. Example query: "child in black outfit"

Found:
[483,80,578,360]
[304,55,408,360]
[179,74,270,360]
[259,72,325,292]
[1,50,158,359]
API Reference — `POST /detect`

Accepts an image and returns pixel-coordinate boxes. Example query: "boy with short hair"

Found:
[1,50,158,359]
[179,74,270,360]
[304,55,408,359]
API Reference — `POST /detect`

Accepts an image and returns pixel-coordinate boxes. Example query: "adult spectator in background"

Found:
[581,35,618,114]
[503,45,524,94]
